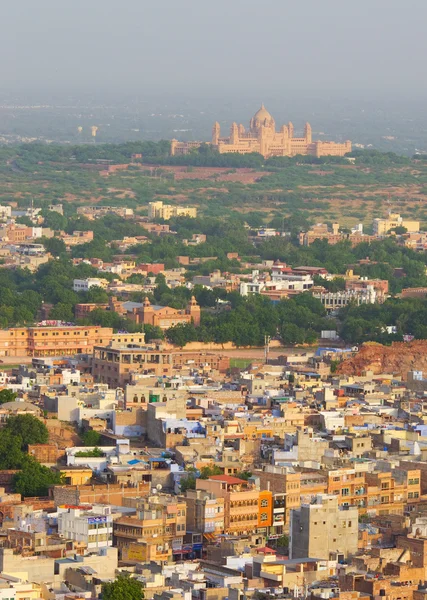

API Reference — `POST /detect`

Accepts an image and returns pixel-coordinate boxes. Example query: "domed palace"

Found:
[171,104,351,159]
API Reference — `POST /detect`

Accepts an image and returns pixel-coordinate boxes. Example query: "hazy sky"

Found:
[2,0,427,99]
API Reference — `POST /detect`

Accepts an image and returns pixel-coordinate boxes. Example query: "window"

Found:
[260,513,268,522]
[261,499,268,507]
[341,488,349,496]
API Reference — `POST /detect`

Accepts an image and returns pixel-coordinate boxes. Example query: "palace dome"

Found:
[252,104,273,123]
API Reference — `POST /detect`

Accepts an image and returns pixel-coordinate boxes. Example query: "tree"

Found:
[5,414,49,450]
[12,461,63,497]
[42,210,68,231]
[81,430,101,446]
[199,465,223,479]
[49,302,74,322]
[166,323,197,347]
[0,389,17,404]
[143,324,164,342]
[0,430,31,469]
[102,575,144,600]
[86,286,109,304]
[180,474,196,492]
[41,236,67,256]
[390,225,407,235]
[276,534,289,549]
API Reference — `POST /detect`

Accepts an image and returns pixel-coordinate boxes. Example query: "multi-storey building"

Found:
[196,475,273,536]
[0,325,113,357]
[73,278,108,292]
[148,201,197,220]
[185,489,225,541]
[299,223,377,247]
[373,212,419,236]
[257,466,301,530]
[114,495,187,563]
[290,494,358,560]
[62,230,94,247]
[57,505,113,550]
[92,343,230,387]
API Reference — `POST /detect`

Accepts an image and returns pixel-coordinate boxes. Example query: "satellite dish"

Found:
[156,484,163,491]
[151,488,158,494]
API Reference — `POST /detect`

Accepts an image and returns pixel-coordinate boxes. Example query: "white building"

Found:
[0,205,12,221]
[313,287,378,310]
[240,270,313,297]
[57,505,113,550]
[73,278,108,292]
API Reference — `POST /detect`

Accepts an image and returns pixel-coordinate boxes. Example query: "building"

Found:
[114,495,187,563]
[171,105,351,159]
[57,505,113,550]
[0,205,12,221]
[0,325,113,357]
[76,206,134,219]
[312,287,381,310]
[299,223,377,246]
[185,489,225,540]
[92,343,230,387]
[289,494,358,560]
[74,303,109,320]
[373,212,419,236]
[73,278,108,292]
[148,201,197,220]
[129,296,201,329]
[196,475,273,536]
[62,230,94,247]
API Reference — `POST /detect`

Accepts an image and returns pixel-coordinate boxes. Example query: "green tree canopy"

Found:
[102,575,144,600]
[5,414,49,450]
[81,430,102,446]
[0,389,17,404]
[12,462,63,497]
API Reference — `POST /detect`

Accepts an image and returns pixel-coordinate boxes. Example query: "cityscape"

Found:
[1,2,427,600]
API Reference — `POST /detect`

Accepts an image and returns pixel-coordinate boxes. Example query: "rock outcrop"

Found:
[337,340,427,380]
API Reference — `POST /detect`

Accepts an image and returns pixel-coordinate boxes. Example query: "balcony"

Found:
[260,571,282,582]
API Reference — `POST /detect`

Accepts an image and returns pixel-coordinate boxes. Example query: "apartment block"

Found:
[290,494,358,560]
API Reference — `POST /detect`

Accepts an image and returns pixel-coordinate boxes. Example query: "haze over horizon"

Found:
[3,0,427,101]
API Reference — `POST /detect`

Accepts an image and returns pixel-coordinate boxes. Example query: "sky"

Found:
[2,0,427,100]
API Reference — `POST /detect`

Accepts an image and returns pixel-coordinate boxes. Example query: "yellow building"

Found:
[373,212,420,235]
[148,201,197,220]
[171,104,352,159]
[59,467,93,486]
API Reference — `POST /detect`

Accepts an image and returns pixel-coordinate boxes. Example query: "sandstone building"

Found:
[132,296,201,330]
[171,105,351,159]
[0,325,113,357]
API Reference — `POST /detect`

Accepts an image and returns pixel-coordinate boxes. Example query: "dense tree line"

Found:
[166,293,330,347]
[339,297,427,344]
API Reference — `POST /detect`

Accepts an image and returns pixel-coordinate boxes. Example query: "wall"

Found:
[52,482,150,507]
[0,548,54,583]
